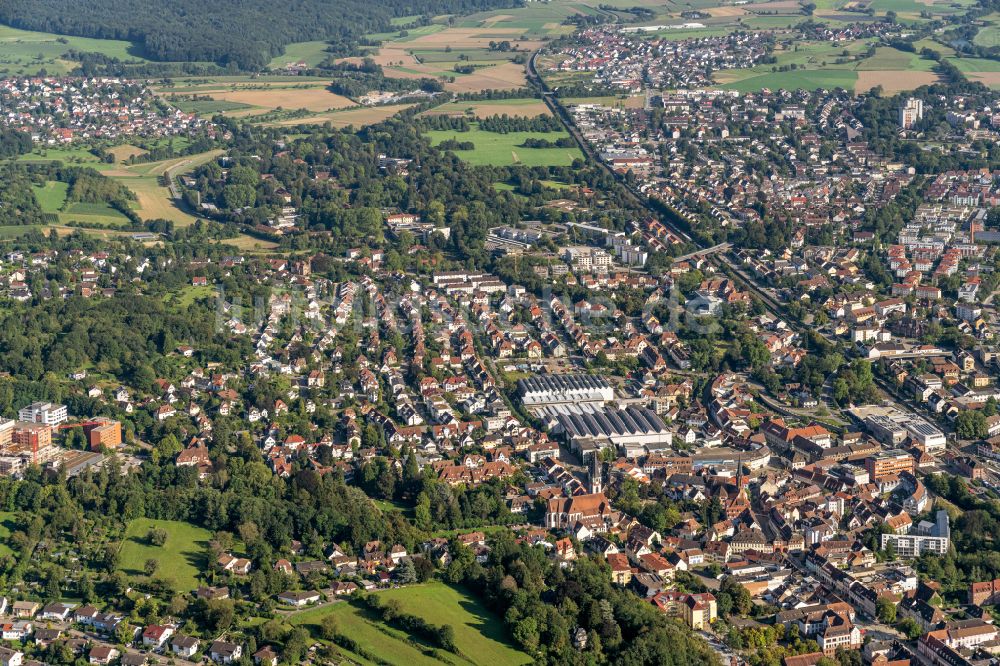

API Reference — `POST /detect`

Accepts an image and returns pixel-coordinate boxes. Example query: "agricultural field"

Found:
[946,56,1000,88]
[158,80,355,117]
[424,124,583,167]
[34,180,132,226]
[118,518,214,591]
[716,42,941,92]
[423,98,552,118]
[355,2,588,92]
[268,103,415,128]
[289,582,531,666]
[0,24,150,76]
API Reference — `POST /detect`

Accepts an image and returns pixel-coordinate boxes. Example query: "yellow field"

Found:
[107,144,147,163]
[205,86,354,112]
[157,81,355,113]
[268,103,415,127]
[221,234,280,251]
[856,70,940,92]
[445,61,528,91]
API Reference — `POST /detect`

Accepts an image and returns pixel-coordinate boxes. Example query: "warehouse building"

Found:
[538,403,671,458]
[518,374,615,411]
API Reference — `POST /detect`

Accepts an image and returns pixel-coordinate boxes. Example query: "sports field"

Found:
[118,518,214,591]
[425,125,583,167]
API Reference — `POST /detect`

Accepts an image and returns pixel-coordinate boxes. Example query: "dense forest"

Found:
[0,0,521,69]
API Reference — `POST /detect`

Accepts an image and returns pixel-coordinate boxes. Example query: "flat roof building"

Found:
[18,402,68,426]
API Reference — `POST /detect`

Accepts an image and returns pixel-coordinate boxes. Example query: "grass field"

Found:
[974,14,1000,47]
[423,98,552,118]
[948,56,1000,72]
[32,181,69,212]
[168,284,216,308]
[220,234,281,251]
[18,146,109,169]
[0,24,150,76]
[171,99,254,115]
[118,518,213,591]
[290,582,531,666]
[269,40,334,69]
[107,144,149,163]
[60,201,132,226]
[0,512,16,558]
[425,124,583,166]
[855,46,935,71]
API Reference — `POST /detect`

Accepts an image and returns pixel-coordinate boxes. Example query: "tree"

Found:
[320,613,340,640]
[956,410,987,440]
[147,526,168,546]
[876,597,896,624]
[985,397,998,418]
[282,627,311,663]
[144,558,159,576]
[897,617,922,640]
[394,558,417,584]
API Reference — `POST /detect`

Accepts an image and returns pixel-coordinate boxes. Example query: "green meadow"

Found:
[118,518,215,591]
[425,125,583,167]
[290,582,532,666]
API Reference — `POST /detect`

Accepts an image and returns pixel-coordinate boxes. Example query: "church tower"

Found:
[589,455,603,495]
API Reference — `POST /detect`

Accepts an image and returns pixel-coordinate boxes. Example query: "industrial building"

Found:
[518,374,615,410]
[538,403,672,458]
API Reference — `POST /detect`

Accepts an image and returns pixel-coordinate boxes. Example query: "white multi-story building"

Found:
[17,402,67,426]
[881,510,950,558]
[899,98,923,129]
